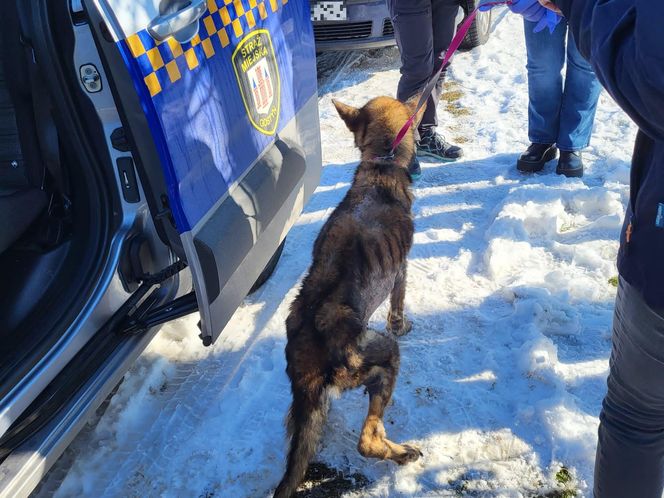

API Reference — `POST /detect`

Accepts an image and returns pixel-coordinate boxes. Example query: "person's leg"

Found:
[387,0,461,164]
[523,19,566,145]
[557,26,602,151]
[387,0,434,134]
[594,278,664,498]
[421,0,459,134]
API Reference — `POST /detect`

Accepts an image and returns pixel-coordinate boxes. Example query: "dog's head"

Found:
[332,96,424,168]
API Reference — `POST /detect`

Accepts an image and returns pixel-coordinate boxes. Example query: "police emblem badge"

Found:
[232,30,280,135]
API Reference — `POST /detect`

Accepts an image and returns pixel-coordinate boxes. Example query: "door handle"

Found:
[147,0,208,43]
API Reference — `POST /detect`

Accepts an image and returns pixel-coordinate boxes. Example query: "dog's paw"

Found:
[387,318,413,337]
[393,443,422,465]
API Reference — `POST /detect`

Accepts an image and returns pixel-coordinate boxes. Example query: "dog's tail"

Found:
[274,386,329,498]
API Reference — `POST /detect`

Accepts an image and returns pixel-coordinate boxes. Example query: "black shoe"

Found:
[556,151,584,178]
[408,156,422,180]
[416,128,463,162]
[517,143,558,172]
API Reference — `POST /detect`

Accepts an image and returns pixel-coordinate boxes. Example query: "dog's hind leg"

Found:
[356,330,421,465]
[387,263,412,337]
[274,385,329,498]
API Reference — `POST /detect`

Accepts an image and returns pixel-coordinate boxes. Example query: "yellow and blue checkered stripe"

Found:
[117,0,316,232]
[124,0,289,97]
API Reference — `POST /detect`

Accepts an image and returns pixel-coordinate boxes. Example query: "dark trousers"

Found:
[594,277,664,497]
[387,0,459,138]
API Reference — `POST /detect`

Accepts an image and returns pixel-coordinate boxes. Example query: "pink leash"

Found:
[387,1,512,158]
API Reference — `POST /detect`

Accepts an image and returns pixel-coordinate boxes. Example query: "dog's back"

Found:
[286,156,413,366]
[274,96,423,498]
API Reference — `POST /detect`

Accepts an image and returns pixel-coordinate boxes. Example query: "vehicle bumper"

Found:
[314,35,396,52]
[313,1,396,52]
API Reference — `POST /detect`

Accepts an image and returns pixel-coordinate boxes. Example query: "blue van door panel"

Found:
[117,0,317,233]
[97,0,321,342]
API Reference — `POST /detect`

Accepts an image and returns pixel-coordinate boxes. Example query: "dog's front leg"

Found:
[386,263,412,336]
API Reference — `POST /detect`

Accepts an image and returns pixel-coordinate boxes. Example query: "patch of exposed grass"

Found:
[609,276,619,287]
[441,86,471,117]
[443,79,461,90]
[441,89,464,102]
[446,104,472,117]
[555,467,572,485]
[533,466,579,498]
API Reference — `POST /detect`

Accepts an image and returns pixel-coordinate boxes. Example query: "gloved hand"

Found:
[479,0,561,33]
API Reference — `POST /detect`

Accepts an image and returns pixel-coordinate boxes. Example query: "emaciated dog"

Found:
[274,95,424,498]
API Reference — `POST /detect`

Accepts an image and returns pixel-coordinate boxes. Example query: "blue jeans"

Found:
[524,19,602,151]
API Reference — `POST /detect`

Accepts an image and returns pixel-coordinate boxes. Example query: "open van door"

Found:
[86,0,322,344]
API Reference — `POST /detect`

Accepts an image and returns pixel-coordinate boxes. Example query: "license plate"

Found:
[311,1,347,21]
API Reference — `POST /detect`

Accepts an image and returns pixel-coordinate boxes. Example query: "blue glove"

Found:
[479,0,561,33]
[535,8,562,33]
[510,0,561,33]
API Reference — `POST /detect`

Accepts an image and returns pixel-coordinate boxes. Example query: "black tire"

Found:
[459,0,492,51]
[248,239,286,294]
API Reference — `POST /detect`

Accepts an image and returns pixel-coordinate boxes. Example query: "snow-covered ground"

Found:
[38,11,637,498]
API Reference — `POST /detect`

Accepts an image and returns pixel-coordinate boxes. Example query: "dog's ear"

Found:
[405,93,426,129]
[332,99,361,132]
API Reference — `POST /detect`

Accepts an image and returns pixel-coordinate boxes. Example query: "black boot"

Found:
[556,151,584,178]
[517,143,558,172]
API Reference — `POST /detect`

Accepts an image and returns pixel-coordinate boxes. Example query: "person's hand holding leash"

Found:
[537,0,562,14]
[510,0,561,32]
[480,0,561,33]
